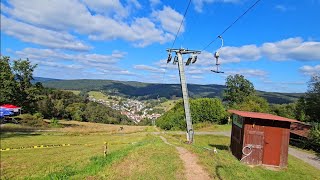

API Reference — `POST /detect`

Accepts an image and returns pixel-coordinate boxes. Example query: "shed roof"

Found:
[290,122,311,138]
[229,110,299,123]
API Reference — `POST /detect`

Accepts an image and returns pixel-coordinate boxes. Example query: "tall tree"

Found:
[12,58,39,112]
[0,56,17,104]
[223,74,255,105]
[305,74,320,122]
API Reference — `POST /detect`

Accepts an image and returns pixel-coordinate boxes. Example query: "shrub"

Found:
[156,98,227,130]
[309,123,320,152]
[16,113,47,127]
[50,118,62,128]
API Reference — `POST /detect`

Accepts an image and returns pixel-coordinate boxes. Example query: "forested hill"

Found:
[40,78,303,104]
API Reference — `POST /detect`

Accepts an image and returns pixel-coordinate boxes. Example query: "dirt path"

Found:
[158,131,320,170]
[159,136,211,180]
[288,147,320,169]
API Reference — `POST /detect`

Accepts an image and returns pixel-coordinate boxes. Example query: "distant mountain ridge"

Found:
[37,78,304,104]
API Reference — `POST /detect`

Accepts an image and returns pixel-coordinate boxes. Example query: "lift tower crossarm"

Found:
[166,48,201,144]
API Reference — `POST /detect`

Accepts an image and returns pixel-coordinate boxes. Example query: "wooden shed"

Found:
[229,110,299,168]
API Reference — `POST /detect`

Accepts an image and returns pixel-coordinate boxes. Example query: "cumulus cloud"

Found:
[1,15,91,51]
[261,37,320,61]
[1,0,178,48]
[300,65,320,76]
[83,0,129,19]
[152,6,184,34]
[198,37,320,63]
[14,48,136,78]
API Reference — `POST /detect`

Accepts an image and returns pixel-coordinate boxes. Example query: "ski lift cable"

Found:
[170,0,193,49]
[161,0,193,86]
[201,0,262,51]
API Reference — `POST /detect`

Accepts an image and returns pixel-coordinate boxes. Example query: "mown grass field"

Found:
[0,122,183,179]
[1,121,319,179]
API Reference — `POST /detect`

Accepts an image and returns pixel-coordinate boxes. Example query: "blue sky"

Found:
[1,0,320,93]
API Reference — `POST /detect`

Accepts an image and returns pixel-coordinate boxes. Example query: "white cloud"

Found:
[2,0,175,48]
[193,0,240,13]
[1,15,91,51]
[261,37,320,61]
[14,48,137,79]
[152,6,184,34]
[15,48,125,65]
[300,65,320,76]
[150,0,161,7]
[200,37,320,63]
[134,65,165,73]
[224,69,267,77]
[83,0,129,19]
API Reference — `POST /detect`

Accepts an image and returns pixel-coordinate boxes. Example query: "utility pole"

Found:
[166,48,201,144]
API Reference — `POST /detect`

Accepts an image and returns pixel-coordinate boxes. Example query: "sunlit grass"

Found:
[64,90,80,95]
[194,123,232,132]
[88,91,110,101]
[155,100,178,112]
[165,134,320,180]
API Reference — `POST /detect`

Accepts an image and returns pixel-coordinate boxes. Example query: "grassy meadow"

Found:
[1,121,319,179]
[0,122,183,179]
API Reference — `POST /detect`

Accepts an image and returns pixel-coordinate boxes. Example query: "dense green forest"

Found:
[41,79,303,104]
[0,56,133,125]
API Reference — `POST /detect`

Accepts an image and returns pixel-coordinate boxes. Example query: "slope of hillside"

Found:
[41,79,303,104]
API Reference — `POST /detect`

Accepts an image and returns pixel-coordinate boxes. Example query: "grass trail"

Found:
[165,134,320,180]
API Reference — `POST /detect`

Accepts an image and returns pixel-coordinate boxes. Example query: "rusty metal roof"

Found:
[290,122,311,138]
[229,110,299,123]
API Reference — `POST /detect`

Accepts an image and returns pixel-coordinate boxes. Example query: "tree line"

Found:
[157,74,320,128]
[0,56,133,125]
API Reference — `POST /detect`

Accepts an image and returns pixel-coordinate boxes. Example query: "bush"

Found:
[16,113,47,127]
[156,98,227,130]
[50,118,62,128]
[309,123,320,152]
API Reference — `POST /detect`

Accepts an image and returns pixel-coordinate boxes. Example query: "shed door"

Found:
[263,127,282,166]
[244,130,264,165]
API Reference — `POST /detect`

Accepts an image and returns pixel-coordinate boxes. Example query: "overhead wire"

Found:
[171,0,193,49]
[161,0,193,85]
[201,0,262,51]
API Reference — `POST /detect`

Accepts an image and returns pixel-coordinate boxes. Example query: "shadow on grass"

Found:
[209,144,229,150]
[0,132,41,139]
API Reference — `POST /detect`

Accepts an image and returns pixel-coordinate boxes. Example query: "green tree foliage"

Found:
[0,56,17,104]
[156,98,227,130]
[84,102,131,124]
[223,74,269,113]
[0,56,40,112]
[233,95,270,113]
[305,75,320,122]
[309,123,320,152]
[223,74,255,105]
[295,97,308,121]
[65,103,86,121]
[1,56,133,125]
[270,103,296,119]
